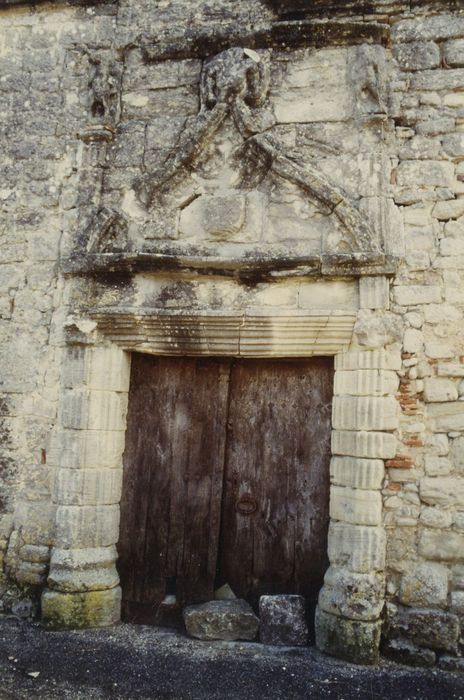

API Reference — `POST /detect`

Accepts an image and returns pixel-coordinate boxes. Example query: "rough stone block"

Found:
[424,455,452,476]
[334,370,398,397]
[433,199,464,220]
[403,328,424,354]
[382,638,436,667]
[393,42,440,71]
[259,595,308,646]
[55,505,120,549]
[392,16,464,43]
[450,591,464,614]
[423,378,458,403]
[54,469,122,506]
[419,529,464,562]
[428,402,464,432]
[335,350,401,372]
[315,608,381,665]
[330,457,384,490]
[399,563,449,608]
[438,655,464,672]
[437,364,464,377]
[393,285,442,306]
[41,587,121,629]
[332,397,398,431]
[451,436,464,471]
[420,477,464,507]
[328,523,386,573]
[359,276,389,310]
[183,600,259,641]
[330,486,382,526]
[318,567,384,622]
[396,161,454,188]
[444,39,464,67]
[388,607,459,654]
[412,69,464,91]
[332,431,397,459]
[443,133,464,158]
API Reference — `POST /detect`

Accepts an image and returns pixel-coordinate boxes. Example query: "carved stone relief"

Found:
[64,43,397,278]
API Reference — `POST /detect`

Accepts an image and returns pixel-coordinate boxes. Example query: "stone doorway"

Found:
[117,353,333,633]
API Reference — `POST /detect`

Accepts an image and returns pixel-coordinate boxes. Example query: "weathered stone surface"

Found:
[330,457,384,490]
[318,567,385,621]
[423,378,458,403]
[183,600,259,641]
[315,608,381,665]
[428,402,464,432]
[359,276,389,311]
[387,607,459,653]
[332,431,397,459]
[259,595,308,646]
[330,486,382,526]
[333,370,398,397]
[332,397,399,431]
[42,588,121,630]
[382,638,436,667]
[393,285,442,306]
[328,523,386,573]
[444,39,464,68]
[399,563,449,608]
[438,655,464,672]
[354,311,403,349]
[419,529,464,562]
[420,477,464,507]
[393,42,440,72]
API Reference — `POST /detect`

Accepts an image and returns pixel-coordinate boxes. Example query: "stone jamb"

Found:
[42,277,398,665]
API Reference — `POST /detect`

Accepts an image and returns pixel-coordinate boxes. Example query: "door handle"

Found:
[235,493,257,515]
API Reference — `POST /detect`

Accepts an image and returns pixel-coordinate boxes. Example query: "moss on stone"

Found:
[41,587,121,630]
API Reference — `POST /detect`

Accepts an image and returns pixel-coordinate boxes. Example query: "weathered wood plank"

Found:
[118,355,230,622]
[218,358,333,608]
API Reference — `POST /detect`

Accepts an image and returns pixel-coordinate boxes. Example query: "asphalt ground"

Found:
[0,617,463,699]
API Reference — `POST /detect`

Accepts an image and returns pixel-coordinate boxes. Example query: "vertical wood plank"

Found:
[218,358,333,608]
[117,355,230,622]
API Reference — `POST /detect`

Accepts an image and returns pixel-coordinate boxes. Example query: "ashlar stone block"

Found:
[330,486,382,526]
[62,346,131,392]
[61,389,128,432]
[184,600,259,642]
[318,567,385,622]
[359,276,390,310]
[42,587,121,629]
[328,522,386,573]
[54,469,122,506]
[330,457,384,490]
[48,546,119,593]
[315,608,381,665]
[335,349,401,372]
[332,430,397,459]
[55,505,120,549]
[334,370,398,397]
[48,429,126,470]
[332,396,398,431]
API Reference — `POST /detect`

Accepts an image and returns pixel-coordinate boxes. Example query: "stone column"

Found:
[41,344,130,628]
[315,348,401,664]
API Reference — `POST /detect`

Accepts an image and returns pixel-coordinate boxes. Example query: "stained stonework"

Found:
[1,0,464,669]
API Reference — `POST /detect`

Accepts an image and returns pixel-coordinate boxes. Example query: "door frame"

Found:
[43,300,399,664]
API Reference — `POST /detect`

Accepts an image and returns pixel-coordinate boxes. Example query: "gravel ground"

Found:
[0,617,463,699]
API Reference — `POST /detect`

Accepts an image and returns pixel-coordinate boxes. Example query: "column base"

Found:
[41,586,121,629]
[315,607,381,665]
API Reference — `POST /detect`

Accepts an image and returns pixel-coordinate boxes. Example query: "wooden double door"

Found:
[118,354,333,626]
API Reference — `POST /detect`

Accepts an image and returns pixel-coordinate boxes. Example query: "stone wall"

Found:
[1,0,464,669]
